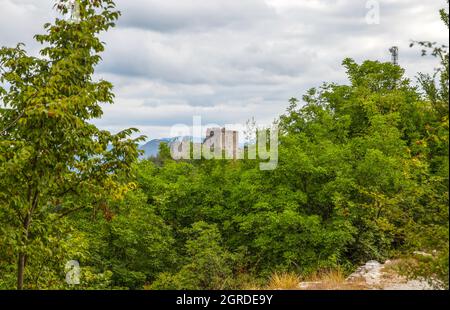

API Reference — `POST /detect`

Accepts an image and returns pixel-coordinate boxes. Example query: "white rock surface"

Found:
[383,280,434,290]
[347,260,436,290]
[298,259,441,290]
[347,260,383,285]
[413,251,433,257]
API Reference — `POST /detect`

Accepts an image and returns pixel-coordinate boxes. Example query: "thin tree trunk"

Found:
[17,214,31,290]
[17,252,26,290]
[17,125,41,290]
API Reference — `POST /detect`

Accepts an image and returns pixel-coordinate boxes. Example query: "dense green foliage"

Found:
[0,0,448,290]
[0,0,143,289]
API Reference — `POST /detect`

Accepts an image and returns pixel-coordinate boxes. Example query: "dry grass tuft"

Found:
[243,268,368,290]
[265,272,302,290]
[303,268,345,290]
[309,269,346,289]
[300,268,367,290]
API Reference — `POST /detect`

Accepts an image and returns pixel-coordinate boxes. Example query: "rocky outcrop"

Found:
[347,260,383,286]
[298,260,436,290]
[346,260,434,290]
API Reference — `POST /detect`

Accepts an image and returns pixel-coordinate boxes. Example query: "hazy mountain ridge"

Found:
[139,137,193,158]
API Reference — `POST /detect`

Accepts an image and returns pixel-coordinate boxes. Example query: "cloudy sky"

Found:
[0,0,448,140]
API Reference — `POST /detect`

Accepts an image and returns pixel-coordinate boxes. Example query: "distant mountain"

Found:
[138,135,246,159]
[139,137,192,159]
[139,138,172,159]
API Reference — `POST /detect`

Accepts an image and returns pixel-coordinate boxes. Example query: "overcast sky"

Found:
[0,0,448,140]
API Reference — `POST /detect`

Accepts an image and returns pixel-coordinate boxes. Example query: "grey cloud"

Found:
[1,0,448,139]
[0,0,54,49]
[115,0,277,32]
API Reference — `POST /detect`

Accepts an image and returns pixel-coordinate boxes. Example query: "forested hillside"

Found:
[0,0,448,290]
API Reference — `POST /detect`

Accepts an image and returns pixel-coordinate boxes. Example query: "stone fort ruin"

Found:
[203,128,239,160]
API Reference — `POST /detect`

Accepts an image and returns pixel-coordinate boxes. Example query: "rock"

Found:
[413,251,433,257]
[366,260,381,268]
[347,259,441,290]
[298,281,322,289]
[383,279,434,290]
[347,261,382,285]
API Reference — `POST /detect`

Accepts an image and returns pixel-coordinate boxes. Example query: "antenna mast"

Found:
[67,0,80,23]
[389,46,399,65]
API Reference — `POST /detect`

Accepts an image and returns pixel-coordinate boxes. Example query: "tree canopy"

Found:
[0,0,448,290]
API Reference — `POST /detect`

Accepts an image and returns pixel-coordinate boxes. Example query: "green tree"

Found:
[151,222,237,290]
[402,0,449,288]
[0,0,143,289]
[82,189,177,289]
[279,59,445,264]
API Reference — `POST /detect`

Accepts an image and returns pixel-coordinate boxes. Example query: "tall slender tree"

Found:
[0,0,143,289]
